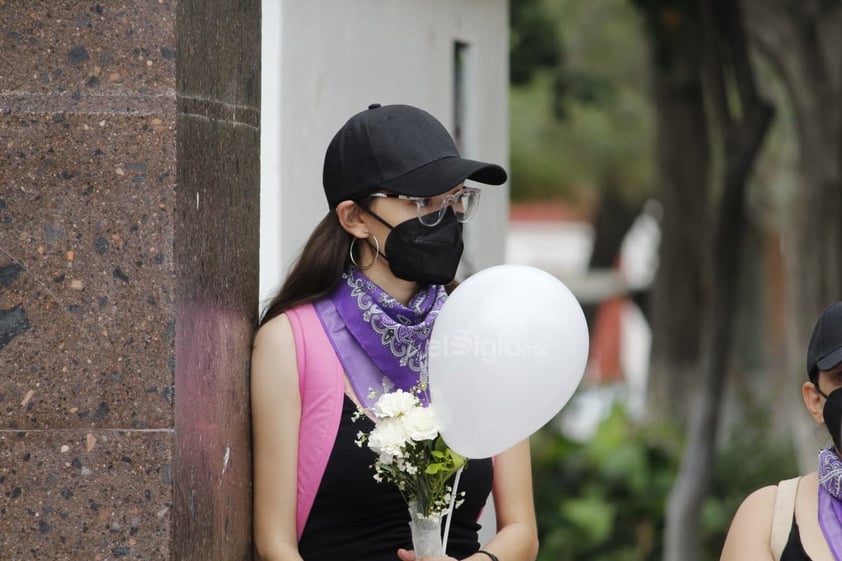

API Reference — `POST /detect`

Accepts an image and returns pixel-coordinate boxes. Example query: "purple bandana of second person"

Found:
[818,447,842,560]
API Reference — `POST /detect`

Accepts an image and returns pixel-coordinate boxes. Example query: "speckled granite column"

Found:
[0,2,259,560]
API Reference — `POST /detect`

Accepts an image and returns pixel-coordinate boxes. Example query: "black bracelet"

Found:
[476,550,500,561]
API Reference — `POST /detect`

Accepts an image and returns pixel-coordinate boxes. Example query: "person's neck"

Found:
[359,263,420,305]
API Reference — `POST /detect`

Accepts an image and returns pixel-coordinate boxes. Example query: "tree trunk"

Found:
[664,103,772,561]
[645,59,710,426]
[662,1,774,560]
[742,0,842,472]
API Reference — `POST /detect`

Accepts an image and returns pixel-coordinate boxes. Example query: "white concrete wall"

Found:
[260,0,510,309]
[260,0,285,306]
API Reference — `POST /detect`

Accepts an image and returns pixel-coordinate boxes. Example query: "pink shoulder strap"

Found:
[286,303,345,540]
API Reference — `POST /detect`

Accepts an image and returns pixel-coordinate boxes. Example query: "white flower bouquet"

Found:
[355,389,467,556]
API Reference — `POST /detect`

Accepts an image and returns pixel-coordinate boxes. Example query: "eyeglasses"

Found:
[368,186,481,227]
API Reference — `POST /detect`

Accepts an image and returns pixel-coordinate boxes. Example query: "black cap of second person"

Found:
[322,103,507,208]
[807,301,842,378]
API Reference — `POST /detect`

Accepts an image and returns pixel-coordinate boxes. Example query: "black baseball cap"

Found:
[807,301,842,378]
[322,103,507,208]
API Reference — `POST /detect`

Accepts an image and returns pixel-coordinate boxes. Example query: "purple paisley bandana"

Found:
[818,447,842,560]
[315,269,446,409]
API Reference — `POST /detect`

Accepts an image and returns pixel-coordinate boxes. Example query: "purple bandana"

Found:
[818,447,842,560]
[314,269,447,409]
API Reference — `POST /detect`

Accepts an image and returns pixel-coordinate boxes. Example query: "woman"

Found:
[720,301,842,560]
[251,104,539,561]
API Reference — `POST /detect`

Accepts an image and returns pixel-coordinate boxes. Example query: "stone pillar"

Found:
[0,2,259,560]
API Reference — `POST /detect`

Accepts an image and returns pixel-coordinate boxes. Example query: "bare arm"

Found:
[471,439,539,561]
[252,315,304,561]
[719,485,776,561]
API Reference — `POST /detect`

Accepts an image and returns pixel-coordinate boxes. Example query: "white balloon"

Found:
[428,265,589,458]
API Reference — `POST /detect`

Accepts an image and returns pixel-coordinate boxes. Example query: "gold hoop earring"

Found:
[349,234,380,270]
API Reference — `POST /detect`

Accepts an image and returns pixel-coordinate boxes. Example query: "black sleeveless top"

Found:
[298,396,494,561]
[781,516,812,561]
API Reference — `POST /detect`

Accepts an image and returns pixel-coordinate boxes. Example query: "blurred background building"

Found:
[260,0,510,310]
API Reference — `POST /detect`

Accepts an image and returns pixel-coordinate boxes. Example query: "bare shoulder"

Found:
[728,484,777,535]
[798,470,818,490]
[737,485,779,514]
[719,485,777,561]
[253,313,294,350]
[251,313,298,395]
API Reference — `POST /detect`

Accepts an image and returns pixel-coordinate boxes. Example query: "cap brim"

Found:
[378,156,507,197]
[818,346,842,373]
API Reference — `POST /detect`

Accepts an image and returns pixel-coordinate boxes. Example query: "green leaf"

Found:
[560,496,615,543]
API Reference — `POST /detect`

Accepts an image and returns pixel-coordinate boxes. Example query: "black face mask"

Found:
[364,206,464,285]
[818,385,842,451]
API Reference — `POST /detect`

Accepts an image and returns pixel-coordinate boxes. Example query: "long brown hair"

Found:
[259,210,353,326]
[260,202,461,326]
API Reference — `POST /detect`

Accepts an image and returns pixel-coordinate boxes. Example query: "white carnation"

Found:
[367,417,409,462]
[373,389,419,419]
[401,406,439,442]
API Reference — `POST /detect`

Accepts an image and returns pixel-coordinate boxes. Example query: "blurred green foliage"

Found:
[510,72,654,203]
[509,0,655,204]
[510,0,561,85]
[531,405,798,561]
